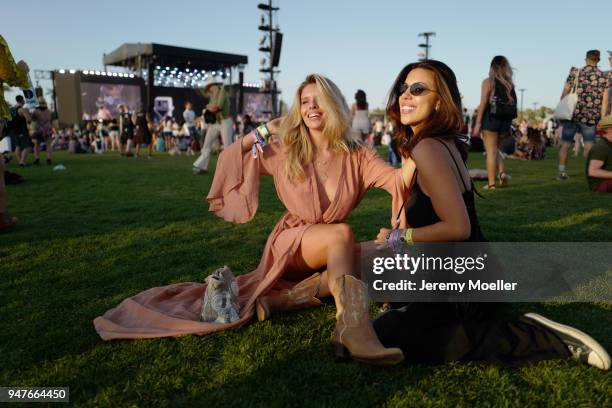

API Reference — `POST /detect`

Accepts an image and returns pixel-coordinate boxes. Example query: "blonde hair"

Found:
[280,74,359,182]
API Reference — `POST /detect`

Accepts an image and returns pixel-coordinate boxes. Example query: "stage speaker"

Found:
[271,32,282,67]
[54,73,82,126]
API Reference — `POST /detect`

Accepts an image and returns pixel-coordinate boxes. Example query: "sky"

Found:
[3,0,612,112]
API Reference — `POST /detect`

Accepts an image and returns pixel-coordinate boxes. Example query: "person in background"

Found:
[386,121,400,166]
[133,105,153,159]
[9,95,32,166]
[155,124,166,152]
[557,50,608,180]
[193,79,234,174]
[473,56,517,189]
[162,115,173,151]
[31,96,53,165]
[351,89,370,142]
[373,118,384,146]
[241,114,255,136]
[108,117,120,152]
[118,104,134,156]
[461,107,470,134]
[600,50,612,118]
[586,115,612,192]
[183,101,197,142]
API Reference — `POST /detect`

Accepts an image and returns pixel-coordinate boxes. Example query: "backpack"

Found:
[490,81,517,121]
[4,106,19,134]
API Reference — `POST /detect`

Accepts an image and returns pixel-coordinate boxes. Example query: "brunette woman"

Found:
[473,56,517,189]
[372,60,609,370]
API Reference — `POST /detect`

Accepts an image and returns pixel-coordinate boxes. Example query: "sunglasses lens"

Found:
[410,83,426,96]
[398,82,429,96]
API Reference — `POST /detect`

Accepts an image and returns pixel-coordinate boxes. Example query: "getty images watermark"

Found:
[360,242,612,302]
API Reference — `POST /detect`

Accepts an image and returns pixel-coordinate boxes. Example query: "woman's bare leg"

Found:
[482,130,498,186]
[316,243,361,298]
[299,223,356,295]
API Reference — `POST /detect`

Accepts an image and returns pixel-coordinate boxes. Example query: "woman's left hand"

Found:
[375,228,391,248]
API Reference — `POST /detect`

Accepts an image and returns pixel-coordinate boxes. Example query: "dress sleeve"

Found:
[206,140,282,223]
[360,148,408,228]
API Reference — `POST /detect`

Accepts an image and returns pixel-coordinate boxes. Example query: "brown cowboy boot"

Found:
[256,273,323,321]
[331,274,404,365]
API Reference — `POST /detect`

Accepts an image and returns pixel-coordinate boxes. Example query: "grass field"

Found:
[0,147,610,407]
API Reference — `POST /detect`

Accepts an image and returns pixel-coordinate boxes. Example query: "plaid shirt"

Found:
[565,65,608,126]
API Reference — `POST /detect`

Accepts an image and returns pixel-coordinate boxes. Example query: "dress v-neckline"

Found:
[311,153,345,218]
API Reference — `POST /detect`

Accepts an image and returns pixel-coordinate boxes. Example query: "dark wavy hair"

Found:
[355,89,368,110]
[386,60,467,160]
[489,55,514,104]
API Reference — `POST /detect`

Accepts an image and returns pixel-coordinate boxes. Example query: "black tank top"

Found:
[121,112,133,133]
[403,139,485,242]
[11,106,28,135]
[135,112,150,135]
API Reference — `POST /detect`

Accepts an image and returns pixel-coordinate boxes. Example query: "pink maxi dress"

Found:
[94,140,407,340]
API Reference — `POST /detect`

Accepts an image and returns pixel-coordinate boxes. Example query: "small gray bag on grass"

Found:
[200,266,240,324]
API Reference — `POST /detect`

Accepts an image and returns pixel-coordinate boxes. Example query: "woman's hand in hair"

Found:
[266,116,285,135]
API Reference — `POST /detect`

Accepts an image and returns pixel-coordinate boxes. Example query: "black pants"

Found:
[372,303,570,366]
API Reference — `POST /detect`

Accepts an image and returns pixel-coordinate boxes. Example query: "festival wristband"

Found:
[385,229,400,250]
[399,228,414,245]
[255,124,271,143]
[251,131,265,158]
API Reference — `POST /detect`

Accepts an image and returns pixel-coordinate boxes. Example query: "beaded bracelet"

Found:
[385,228,414,249]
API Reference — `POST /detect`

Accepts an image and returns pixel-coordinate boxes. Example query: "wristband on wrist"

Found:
[250,129,268,158]
[399,228,414,244]
[255,124,271,143]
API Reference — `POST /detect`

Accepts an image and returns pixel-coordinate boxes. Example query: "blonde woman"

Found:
[473,56,517,189]
[95,74,409,365]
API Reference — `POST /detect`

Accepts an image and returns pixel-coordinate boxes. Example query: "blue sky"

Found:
[3,0,612,112]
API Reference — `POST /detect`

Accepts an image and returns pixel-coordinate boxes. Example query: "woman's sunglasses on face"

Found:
[397,82,437,97]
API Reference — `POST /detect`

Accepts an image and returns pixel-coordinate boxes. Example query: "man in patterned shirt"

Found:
[557,50,608,180]
[600,51,612,118]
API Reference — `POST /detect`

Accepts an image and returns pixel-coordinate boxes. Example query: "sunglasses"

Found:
[397,82,437,97]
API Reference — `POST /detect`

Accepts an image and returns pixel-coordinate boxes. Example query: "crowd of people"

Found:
[2,100,258,163]
[351,50,612,192]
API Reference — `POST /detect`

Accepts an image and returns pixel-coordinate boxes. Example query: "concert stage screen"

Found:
[80,82,142,121]
[243,92,273,122]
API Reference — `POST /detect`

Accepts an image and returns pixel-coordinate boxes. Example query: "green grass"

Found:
[0,147,610,407]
